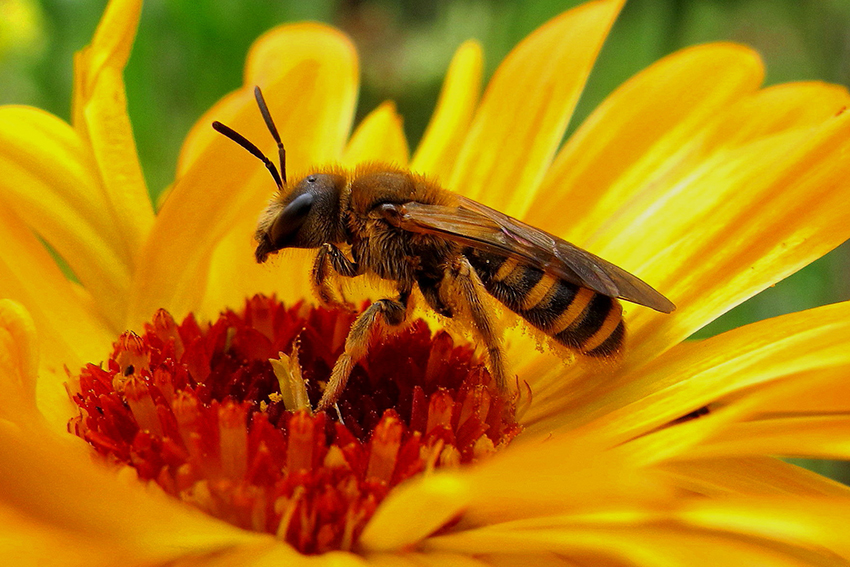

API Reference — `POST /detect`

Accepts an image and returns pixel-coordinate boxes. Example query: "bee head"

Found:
[254,172,347,262]
[211,87,350,263]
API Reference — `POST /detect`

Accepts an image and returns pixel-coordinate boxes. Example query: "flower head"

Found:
[2,0,850,565]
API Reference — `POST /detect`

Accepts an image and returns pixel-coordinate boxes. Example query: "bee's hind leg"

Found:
[450,257,509,392]
[317,289,410,411]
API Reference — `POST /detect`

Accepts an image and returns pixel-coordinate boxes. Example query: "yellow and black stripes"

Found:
[465,249,624,357]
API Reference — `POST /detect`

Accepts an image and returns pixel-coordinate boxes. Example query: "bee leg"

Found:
[312,244,359,309]
[417,275,453,318]
[450,257,509,392]
[317,290,410,411]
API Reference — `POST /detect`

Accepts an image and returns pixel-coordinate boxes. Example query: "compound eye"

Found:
[269,193,313,246]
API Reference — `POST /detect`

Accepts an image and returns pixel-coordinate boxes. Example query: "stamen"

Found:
[69,296,520,554]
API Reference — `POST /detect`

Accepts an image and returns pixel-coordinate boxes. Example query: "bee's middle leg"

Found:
[312,244,359,309]
[317,291,410,411]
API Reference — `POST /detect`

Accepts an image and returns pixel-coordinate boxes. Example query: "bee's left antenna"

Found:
[253,86,287,185]
[212,120,283,190]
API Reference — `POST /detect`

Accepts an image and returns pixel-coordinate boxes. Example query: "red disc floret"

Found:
[69,296,520,554]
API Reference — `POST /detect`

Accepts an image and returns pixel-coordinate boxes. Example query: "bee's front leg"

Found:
[317,289,410,411]
[311,244,359,310]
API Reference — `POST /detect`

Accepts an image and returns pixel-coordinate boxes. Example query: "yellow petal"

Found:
[0,500,128,567]
[177,89,248,178]
[342,102,410,167]
[670,364,850,460]
[0,419,265,564]
[0,106,131,331]
[364,552,489,567]
[168,541,335,567]
[73,0,154,265]
[522,112,850,432]
[411,41,483,182]
[448,0,624,218]
[73,0,141,102]
[200,244,315,324]
[565,81,848,252]
[178,23,358,174]
[678,498,850,557]
[0,203,112,371]
[690,81,849,152]
[659,457,850,498]
[360,474,471,552]
[425,526,825,567]
[131,25,358,327]
[523,42,764,238]
[572,301,850,446]
[0,300,38,421]
[694,415,850,461]
[0,208,115,429]
[617,112,850,367]
[460,432,667,527]
[78,66,154,264]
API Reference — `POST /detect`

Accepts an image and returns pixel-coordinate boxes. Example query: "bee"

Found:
[213,87,675,411]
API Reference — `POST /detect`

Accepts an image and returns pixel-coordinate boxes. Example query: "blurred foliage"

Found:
[1,0,849,360]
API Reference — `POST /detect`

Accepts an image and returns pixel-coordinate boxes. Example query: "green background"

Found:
[2,0,849,478]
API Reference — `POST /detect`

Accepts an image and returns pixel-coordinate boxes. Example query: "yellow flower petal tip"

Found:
[343,101,410,167]
[411,39,484,181]
[0,300,38,417]
[448,0,625,218]
[87,0,142,71]
[360,473,472,552]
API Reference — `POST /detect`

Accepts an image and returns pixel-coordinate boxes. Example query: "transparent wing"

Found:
[380,197,675,313]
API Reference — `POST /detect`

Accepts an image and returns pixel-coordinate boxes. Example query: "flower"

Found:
[2,0,850,564]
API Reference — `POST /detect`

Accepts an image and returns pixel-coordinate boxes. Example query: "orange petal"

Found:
[130,25,358,327]
[523,43,764,238]
[448,0,624,218]
[411,41,483,182]
[342,102,409,167]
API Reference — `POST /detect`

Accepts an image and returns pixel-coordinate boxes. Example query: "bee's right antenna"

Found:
[212,120,283,190]
[253,86,287,185]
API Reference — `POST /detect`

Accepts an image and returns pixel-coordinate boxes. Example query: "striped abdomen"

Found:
[464,249,624,357]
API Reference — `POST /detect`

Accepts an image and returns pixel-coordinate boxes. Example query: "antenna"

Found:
[211,86,287,189]
[253,86,287,184]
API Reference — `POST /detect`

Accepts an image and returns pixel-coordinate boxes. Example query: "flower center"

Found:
[68,296,520,554]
